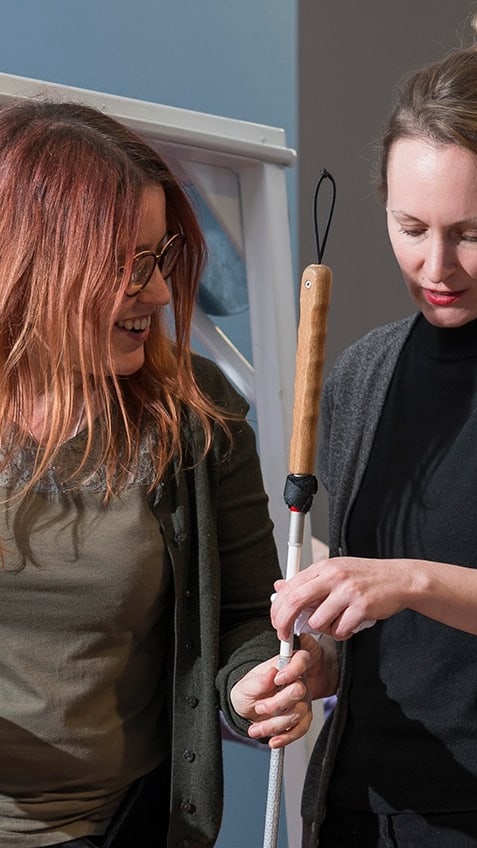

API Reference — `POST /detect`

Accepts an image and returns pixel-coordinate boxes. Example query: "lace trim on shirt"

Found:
[0,428,161,495]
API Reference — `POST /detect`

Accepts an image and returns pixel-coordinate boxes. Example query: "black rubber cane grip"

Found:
[283,473,318,513]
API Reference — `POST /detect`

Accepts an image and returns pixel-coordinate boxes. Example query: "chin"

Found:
[421,308,477,329]
[114,354,145,376]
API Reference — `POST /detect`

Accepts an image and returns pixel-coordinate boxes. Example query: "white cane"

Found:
[262,170,334,848]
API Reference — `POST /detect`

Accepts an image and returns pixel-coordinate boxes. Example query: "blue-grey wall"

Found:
[1,0,297,252]
[0,2,296,844]
[1,0,295,129]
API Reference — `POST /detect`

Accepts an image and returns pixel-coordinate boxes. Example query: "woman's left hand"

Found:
[229,634,321,749]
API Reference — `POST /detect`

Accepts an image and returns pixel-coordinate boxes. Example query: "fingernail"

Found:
[351,619,377,635]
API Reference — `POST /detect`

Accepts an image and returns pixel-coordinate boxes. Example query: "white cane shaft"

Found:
[262,514,305,848]
[263,747,284,848]
[285,511,305,581]
[279,510,305,660]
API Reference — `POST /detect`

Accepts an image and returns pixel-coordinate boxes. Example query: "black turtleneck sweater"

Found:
[328,314,477,813]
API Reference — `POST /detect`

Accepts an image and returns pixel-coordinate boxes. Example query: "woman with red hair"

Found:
[0,99,316,848]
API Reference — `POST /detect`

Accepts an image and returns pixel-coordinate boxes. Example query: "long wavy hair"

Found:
[0,98,230,500]
[375,44,477,203]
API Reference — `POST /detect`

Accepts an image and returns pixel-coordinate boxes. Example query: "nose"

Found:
[423,233,457,284]
[138,265,171,306]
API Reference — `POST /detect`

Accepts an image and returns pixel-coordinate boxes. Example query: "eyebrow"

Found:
[389,209,477,227]
[135,231,169,253]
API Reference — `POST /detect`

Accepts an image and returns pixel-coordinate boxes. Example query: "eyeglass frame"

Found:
[119,232,185,297]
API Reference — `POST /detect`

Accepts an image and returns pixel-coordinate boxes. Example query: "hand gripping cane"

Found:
[262,170,334,848]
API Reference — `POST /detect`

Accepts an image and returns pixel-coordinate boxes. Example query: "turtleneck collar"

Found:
[414,313,477,361]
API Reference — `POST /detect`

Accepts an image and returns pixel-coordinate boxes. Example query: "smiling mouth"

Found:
[116,316,151,332]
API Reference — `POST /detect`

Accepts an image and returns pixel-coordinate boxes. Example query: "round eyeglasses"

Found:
[121,232,185,297]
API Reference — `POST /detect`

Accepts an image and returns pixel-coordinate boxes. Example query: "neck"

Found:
[27,394,86,443]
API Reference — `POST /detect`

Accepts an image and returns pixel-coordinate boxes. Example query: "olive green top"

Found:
[0,355,282,847]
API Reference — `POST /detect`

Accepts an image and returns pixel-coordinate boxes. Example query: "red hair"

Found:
[0,99,230,500]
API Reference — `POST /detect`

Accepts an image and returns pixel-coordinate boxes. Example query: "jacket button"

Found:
[183,749,195,762]
[179,799,196,813]
[174,531,186,544]
[185,641,193,650]
[186,696,199,708]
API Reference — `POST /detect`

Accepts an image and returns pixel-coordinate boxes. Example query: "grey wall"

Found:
[298,1,477,542]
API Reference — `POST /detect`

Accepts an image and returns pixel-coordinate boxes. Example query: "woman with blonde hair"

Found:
[272,41,477,848]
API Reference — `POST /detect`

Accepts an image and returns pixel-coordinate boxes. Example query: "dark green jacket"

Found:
[152,355,282,847]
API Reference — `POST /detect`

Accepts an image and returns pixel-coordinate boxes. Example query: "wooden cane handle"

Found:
[289,264,332,475]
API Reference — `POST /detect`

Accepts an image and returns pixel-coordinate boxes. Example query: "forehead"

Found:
[137,185,167,244]
[387,138,477,219]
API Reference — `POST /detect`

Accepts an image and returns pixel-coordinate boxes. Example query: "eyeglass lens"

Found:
[129,234,183,291]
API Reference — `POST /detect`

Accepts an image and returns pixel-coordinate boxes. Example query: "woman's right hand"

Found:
[271,554,477,641]
[270,556,411,642]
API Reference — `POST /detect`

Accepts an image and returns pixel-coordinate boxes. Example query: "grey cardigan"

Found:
[302,315,417,847]
[152,355,282,848]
